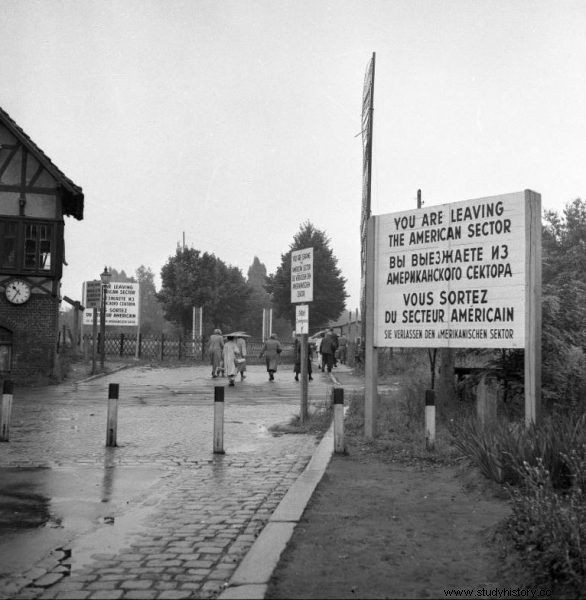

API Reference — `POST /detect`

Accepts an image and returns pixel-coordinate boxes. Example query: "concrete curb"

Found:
[218,409,336,599]
[74,362,131,384]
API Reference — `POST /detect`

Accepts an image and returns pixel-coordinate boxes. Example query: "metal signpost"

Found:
[291,248,313,423]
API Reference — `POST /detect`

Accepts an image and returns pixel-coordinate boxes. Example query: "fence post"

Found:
[333,387,345,454]
[0,380,13,442]
[425,389,436,450]
[106,383,119,447]
[137,332,142,359]
[477,376,498,426]
[213,386,225,454]
[120,333,124,357]
[160,334,165,361]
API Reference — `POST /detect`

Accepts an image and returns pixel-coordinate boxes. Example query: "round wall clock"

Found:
[5,279,31,305]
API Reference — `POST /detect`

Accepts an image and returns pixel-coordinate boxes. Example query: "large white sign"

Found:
[291,247,313,303]
[83,282,140,326]
[374,192,526,348]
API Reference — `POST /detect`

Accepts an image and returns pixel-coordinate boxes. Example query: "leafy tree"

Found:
[266,221,348,330]
[157,247,250,334]
[540,199,586,408]
[494,199,586,411]
[242,256,271,337]
[135,265,168,335]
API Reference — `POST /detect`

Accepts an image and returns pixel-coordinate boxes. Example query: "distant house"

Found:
[0,107,84,382]
[327,309,362,341]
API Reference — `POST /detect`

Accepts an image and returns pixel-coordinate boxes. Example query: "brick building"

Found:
[0,107,84,383]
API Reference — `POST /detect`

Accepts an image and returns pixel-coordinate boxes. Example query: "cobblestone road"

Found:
[0,363,335,599]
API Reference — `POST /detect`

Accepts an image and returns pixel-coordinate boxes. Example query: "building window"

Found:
[0,327,12,373]
[25,223,53,271]
[0,218,58,275]
[0,221,17,269]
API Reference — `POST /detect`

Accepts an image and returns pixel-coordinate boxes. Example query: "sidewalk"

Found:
[0,361,342,600]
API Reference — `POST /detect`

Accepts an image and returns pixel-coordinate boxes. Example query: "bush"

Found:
[450,413,586,488]
[452,414,586,594]
[505,455,585,595]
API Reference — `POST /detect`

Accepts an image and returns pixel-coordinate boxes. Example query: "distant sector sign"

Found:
[83,282,139,326]
[374,192,526,348]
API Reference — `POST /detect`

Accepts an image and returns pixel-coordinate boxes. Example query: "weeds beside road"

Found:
[269,351,584,599]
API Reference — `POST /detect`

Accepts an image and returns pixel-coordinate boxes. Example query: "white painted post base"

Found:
[214,386,225,454]
[425,389,435,451]
[106,383,119,447]
[333,388,345,454]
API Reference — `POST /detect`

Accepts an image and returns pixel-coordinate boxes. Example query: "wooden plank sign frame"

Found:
[364,190,541,436]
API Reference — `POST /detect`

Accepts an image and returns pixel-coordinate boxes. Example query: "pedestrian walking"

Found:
[259,333,282,382]
[337,333,348,364]
[293,333,313,382]
[315,332,325,371]
[223,335,241,387]
[236,335,247,381]
[208,329,224,378]
[320,328,338,373]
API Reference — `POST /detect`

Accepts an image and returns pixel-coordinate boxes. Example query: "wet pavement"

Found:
[0,362,338,599]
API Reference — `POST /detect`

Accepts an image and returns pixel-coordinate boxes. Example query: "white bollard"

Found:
[213,386,225,454]
[0,380,13,442]
[106,383,119,447]
[333,387,345,454]
[425,389,436,451]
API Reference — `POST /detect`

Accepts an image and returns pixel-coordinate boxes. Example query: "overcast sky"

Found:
[2,0,585,316]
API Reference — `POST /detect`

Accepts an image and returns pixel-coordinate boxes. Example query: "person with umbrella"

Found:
[229,332,249,381]
[259,332,282,382]
[222,334,241,387]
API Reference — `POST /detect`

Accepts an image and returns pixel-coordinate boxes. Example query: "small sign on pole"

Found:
[295,304,309,334]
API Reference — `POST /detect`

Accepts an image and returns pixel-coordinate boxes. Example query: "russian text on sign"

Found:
[374,192,526,348]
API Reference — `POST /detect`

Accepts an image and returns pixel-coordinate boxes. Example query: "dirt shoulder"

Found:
[267,442,514,600]
[266,366,518,600]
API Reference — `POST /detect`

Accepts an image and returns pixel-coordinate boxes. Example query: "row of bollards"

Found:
[0,380,348,455]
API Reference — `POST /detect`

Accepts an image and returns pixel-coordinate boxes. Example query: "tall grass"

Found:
[450,413,586,488]
[451,413,586,595]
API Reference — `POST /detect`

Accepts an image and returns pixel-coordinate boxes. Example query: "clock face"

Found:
[5,279,31,305]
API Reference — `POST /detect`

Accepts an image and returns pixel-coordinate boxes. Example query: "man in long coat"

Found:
[259,333,282,382]
[208,329,224,378]
[320,329,338,373]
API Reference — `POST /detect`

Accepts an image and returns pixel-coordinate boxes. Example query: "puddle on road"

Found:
[0,464,166,577]
[68,499,162,573]
[0,489,51,529]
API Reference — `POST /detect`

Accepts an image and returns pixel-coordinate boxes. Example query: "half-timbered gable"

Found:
[0,106,84,382]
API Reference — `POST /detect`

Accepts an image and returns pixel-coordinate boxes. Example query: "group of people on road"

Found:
[208,329,248,386]
[313,328,347,372]
[208,330,283,385]
[207,327,348,385]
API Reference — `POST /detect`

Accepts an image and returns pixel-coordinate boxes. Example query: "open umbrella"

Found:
[225,331,251,338]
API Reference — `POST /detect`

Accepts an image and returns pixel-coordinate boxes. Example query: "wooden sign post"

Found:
[364,190,542,436]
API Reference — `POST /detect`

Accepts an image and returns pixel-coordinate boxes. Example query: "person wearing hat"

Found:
[259,333,282,382]
[208,329,224,378]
